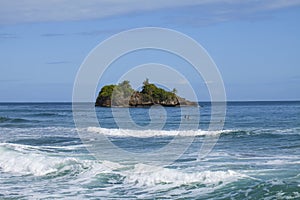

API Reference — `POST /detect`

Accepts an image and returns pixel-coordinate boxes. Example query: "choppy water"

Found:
[0,102,299,199]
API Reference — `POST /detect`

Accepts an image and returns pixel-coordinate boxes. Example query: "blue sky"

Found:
[0,0,300,102]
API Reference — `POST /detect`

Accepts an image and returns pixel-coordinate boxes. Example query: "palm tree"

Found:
[143,78,149,86]
[172,88,177,94]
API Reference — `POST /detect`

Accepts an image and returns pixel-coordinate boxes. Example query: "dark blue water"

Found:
[0,102,299,199]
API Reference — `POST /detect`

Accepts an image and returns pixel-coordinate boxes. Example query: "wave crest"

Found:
[124,163,247,187]
[87,127,225,138]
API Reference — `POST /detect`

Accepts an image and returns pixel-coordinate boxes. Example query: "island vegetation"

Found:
[95,79,197,107]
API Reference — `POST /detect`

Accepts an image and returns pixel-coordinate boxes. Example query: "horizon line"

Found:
[0,100,300,104]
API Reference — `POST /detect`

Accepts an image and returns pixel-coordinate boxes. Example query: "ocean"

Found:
[0,102,299,199]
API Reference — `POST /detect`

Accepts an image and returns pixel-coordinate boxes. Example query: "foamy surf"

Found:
[0,143,107,176]
[87,127,227,138]
[123,163,248,187]
[1,102,300,199]
[0,142,247,187]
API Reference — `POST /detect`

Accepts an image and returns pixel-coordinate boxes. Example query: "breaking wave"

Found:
[0,142,247,189]
[86,127,300,138]
[87,127,227,138]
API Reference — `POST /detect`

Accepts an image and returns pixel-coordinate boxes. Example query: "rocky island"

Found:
[95,79,198,107]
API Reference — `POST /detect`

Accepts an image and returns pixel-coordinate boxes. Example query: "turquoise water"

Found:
[0,102,299,199]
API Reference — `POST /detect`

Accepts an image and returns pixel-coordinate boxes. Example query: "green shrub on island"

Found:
[141,78,177,104]
[98,85,116,99]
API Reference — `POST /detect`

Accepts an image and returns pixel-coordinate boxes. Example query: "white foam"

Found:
[123,163,247,187]
[87,127,226,138]
[265,159,300,165]
[0,145,60,176]
[0,142,128,178]
[0,143,90,176]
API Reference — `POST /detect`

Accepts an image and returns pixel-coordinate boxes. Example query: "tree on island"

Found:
[172,88,177,94]
[96,81,134,107]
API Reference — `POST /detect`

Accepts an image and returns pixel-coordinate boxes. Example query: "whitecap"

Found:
[86,127,227,138]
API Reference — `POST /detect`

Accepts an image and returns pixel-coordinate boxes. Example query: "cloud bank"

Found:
[0,0,300,24]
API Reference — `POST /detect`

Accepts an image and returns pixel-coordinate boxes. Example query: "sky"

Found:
[0,0,300,102]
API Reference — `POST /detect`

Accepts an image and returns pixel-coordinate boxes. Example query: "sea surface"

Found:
[0,101,299,199]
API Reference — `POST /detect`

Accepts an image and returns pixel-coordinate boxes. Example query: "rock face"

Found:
[95,80,198,107]
[177,97,198,106]
[128,91,180,107]
[97,97,111,107]
[128,91,154,107]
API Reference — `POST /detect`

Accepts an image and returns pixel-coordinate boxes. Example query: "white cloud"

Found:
[0,0,299,24]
